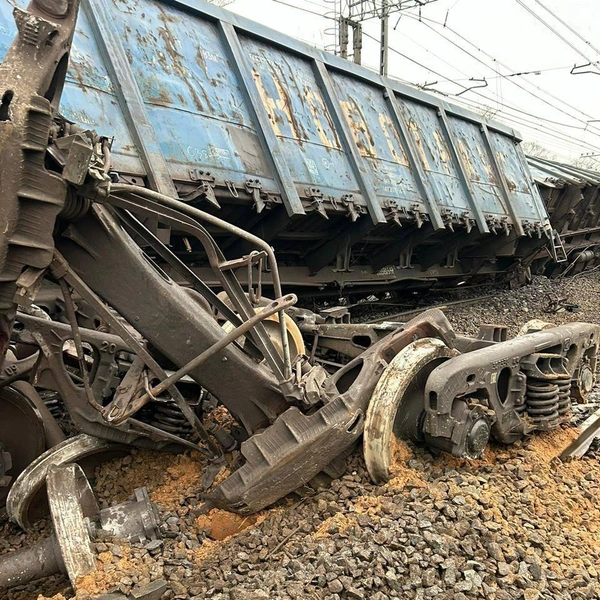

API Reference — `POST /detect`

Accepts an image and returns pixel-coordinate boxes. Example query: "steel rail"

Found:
[366,294,498,324]
[559,407,600,459]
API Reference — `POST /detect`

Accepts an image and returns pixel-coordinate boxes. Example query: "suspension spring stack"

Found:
[41,390,64,420]
[556,375,572,416]
[151,401,193,435]
[525,377,560,426]
[523,353,572,429]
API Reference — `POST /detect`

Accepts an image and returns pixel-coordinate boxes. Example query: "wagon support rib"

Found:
[83,0,177,199]
[480,124,525,237]
[384,88,445,231]
[436,107,489,234]
[218,21,304,218]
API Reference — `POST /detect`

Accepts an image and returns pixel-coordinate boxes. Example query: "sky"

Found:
[223,0,600,165]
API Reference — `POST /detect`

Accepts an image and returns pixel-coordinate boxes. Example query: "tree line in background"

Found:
[520,141,599,171]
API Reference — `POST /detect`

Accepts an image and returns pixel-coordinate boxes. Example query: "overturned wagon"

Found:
[527,156,600,278]
[0,0,598,591]
[0,0,558,297]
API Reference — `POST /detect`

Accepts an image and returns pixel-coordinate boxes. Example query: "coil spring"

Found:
[59,191,91,221]
[525,377,560,424]
[515,402,527,415]
[150,401,192,435]
[40,390,64,419]
[556,376,572,416]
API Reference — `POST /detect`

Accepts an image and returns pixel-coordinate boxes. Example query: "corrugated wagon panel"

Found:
[331,74,423,211]
[489,131,548,225]
[238,36,361,199]
[446,117,507,217]
[0,0,558,290]
[395,99,472,216]
[0,0,145,175]
[99,0,276,187]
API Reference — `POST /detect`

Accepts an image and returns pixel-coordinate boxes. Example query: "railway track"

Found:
[364,293,499,324]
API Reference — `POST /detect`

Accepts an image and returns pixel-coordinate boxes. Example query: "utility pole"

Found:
[380,0,389,76]
[333,1,439,75]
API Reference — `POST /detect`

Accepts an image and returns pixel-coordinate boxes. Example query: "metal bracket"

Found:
[189,169,221,209]
[441,208,455,232]
[460,211,474,234]
[245,179,267,213]
[410,203,425,228]
[305,187,328,219]
[384,200,402,227]
[342,194,364,222]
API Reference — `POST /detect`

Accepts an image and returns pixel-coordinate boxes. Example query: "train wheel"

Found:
[0,386,46,508]
[363,338,457,484]
[7,433,129,530]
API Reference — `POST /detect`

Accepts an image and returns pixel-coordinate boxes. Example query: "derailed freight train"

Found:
[0,0,569,299]
[0,0,598,593]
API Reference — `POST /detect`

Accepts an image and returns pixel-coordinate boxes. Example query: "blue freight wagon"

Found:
[0,0,556,296]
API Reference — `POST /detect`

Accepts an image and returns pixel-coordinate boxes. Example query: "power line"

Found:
[264,2,600,155]
[453,63,575,81]
[454,95,600,156]
[514,0,593,64]
[531,0,600,59]
[270,1,600,144]
[359,30,600,154]
[390,25,591,131]
[403,13,600,137]
[362,27,600,145]
[270,0,329,18]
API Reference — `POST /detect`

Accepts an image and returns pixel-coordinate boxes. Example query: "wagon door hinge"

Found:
[384,200,402,227]
[245,179,269,214]
[522,220,534,237]
[441,208,455,232]
[486,214,501,234]
[410,203,425,228]
[342,194,364,222]
[189,170,221,209]
[305,187,329,219]
[460,211,475,234]
[500,216,512,236]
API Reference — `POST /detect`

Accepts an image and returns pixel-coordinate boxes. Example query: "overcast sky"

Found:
[225,0,600,164]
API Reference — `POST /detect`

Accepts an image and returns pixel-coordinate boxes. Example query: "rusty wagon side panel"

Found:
[0,0,551,295]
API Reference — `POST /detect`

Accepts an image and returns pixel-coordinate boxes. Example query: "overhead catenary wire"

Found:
[401,13,600,138]
[514,0,595,65]
[270,0,330,18]
[266,1,600,156]
[360,29,600,155]
[453,63,579,81]
[269,1,600,137]
[389,25,594,131]
[531,0,600,59]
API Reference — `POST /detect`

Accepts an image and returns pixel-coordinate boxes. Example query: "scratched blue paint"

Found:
[0,0,143,174]
[239,35,360,198]
[447,117,508,216]
[489,131,544,222]
[0,0,549,230]
[331,73,424,214]
[396,99,472,215]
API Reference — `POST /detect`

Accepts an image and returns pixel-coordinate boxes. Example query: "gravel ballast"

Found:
[1,273,599,600]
